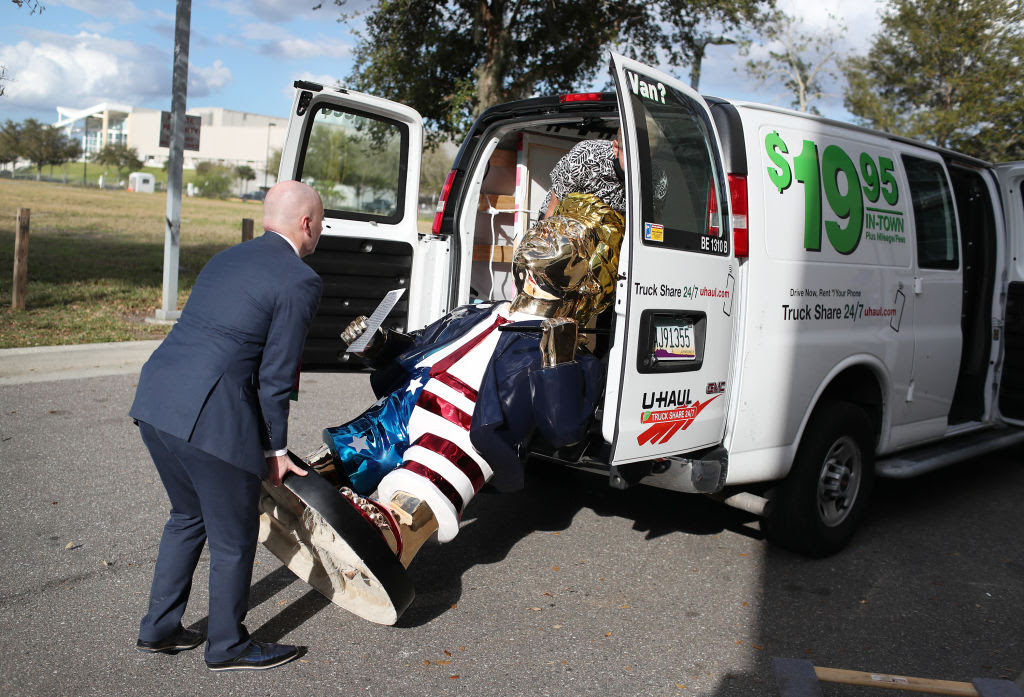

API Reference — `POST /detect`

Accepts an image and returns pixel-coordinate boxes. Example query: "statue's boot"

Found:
[257,449,437,625]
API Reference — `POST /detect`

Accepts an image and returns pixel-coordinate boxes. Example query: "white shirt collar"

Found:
[269,230,300,257]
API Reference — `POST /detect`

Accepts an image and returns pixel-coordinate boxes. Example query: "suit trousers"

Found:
[137,421,261,662]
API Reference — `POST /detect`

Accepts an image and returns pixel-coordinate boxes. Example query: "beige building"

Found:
[54,102,287,186]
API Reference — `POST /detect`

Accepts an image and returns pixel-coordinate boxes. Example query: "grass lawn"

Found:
[0,179,437,349]
[0,179,264,348]
[10,162,205,189]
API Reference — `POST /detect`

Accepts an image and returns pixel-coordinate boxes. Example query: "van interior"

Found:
[461,117,621,306]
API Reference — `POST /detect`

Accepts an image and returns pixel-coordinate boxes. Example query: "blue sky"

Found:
[1,0,883,127]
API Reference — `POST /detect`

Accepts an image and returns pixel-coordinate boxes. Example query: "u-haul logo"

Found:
[641,389,690,409]
[637,395,719,446]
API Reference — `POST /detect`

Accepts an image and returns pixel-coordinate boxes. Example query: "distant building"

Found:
[54,102,286,187]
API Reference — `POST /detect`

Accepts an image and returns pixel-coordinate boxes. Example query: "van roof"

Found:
[707,97,995,168]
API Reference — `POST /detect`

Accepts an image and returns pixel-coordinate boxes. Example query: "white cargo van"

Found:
[279,53,1024,555]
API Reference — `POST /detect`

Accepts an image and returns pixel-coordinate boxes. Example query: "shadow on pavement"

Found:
[702,444,1024,696]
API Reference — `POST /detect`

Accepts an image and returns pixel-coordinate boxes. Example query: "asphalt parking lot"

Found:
[0,344,1021,696]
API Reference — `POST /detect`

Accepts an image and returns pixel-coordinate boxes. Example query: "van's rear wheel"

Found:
[764,400,875,557]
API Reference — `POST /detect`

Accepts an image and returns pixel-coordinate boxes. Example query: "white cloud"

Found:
[231,22,352,59]
[0,31,235,113]
[51,0,145,22]
[238,21,283,42]
[212,0,320,23]
[81,20,114,33]
[265,37,351,59]
[774,0,885,54]
[191,59,233,92]
[692,0,885,119]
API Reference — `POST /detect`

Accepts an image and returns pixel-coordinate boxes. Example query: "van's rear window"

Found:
[296,105,409,224]
[633,88,728,256]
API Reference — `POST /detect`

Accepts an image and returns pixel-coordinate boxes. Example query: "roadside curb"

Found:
[0,340,161,385]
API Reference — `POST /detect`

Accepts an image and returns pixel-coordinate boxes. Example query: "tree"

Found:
[328,0,772,143]
[0,119,19,172]
[9,0,45,12]
[336,0,626,142]
[843,0,1024,161]
[740,11,846,114]
[420,140,458,202]
[194,161,234,198]
[92,143,143,182]
[52,134,81,175]
[267,148,282,181]
[18,119,76,180]
[235,164,256,194]
[649,0,775,89]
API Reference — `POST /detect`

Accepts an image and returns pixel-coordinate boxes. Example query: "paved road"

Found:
[0,348,1021,696]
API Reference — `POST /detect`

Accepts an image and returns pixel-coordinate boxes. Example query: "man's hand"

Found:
[266,453,308,487]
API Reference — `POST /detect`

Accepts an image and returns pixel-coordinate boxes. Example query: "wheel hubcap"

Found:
[816,436,861,527]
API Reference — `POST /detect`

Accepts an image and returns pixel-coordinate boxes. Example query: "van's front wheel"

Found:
[763,401,875,557]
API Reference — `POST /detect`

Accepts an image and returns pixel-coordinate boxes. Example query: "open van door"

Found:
[603,54,738,465]
[995,162,1024,424]
[279,82,450,365]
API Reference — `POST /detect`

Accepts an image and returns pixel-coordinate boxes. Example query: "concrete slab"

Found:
[0,340,161,385]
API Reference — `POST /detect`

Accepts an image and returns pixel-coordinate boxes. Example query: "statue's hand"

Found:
[340,316,370,347]
[539,317,578,368]
[340,315,387,356]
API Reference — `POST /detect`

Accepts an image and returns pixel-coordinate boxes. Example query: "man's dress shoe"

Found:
[205,641,300,672]
[136,626,205,654]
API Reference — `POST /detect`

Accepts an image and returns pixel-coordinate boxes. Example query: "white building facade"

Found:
[54,103,286,185]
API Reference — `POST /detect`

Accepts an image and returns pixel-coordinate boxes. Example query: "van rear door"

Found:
[279,82,447,365]
[603,54,737,464]
[995,162,1024,423]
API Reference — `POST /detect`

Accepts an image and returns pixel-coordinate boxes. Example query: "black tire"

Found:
[763,400,875,557]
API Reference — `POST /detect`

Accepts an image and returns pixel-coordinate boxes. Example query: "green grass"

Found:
[0,179,436,348]
[10,162,207,189]
[0,179,264,347]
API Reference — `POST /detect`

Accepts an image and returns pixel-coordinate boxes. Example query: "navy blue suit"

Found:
[130,232,321,662]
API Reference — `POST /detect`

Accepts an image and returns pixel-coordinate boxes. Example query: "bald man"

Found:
[130,180,323,671]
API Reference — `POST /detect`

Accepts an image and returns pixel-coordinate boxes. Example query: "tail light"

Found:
[728,174,749,258]
[559,92,603,103]
[431,169,459,235]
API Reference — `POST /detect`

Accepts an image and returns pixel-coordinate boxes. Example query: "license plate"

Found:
[653,321,695,361]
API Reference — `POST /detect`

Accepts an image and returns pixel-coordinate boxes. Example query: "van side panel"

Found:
[724,106,964,483]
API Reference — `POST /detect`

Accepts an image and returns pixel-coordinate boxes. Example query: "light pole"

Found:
[263,121,276,190]
[82,117,88,186]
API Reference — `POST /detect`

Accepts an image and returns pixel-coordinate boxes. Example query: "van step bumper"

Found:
[876,425,1024,479]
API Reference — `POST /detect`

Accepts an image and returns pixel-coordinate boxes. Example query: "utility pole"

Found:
[153,0,190,323]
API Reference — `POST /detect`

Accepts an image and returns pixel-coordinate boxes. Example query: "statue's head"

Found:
[511,193,625,325]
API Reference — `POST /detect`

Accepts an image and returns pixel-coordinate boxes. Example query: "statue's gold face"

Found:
[513,217,597,302]
[511,193,625,324]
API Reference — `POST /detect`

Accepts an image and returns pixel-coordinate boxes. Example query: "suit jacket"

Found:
[367,302,603,491]
[130,232,322,477]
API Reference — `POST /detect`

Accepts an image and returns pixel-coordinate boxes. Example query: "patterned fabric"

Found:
[326,301,605,543]
[327,304,517,541]
[540,139,668,216]
[542,140,624,214]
